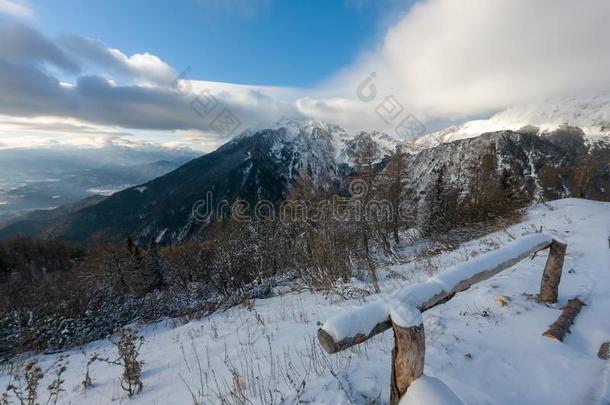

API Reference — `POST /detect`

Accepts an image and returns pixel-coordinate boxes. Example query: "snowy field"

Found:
[1,198,609,404]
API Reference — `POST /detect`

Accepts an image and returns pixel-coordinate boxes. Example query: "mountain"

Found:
[0,141,201,222]
[407,128,609,201]
[0,144,199,188]
[0,160,189,221]
[0,195,107,240]
[409,95,610,152]
[39,120,378,244]
[1,109,609,244]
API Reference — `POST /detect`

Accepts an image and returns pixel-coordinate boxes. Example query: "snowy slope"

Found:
[239,117,399,165]
[2,198,608,404]
[411,95,610,152]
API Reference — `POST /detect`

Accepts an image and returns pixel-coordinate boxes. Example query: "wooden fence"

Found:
[317,233,567,404]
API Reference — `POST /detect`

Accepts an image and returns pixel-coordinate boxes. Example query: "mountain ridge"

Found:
[1,107,609,244]
[409,95,610,152]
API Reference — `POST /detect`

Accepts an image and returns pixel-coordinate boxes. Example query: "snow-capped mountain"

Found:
[410,95,610,152]
[1,108,608,244]
[18,120,395,244]
[236,118,400,165]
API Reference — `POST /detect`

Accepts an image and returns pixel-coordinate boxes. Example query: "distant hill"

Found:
[0,143,201,221]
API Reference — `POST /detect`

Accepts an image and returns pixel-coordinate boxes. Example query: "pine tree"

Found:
[142,239,165,290]
[353,136,378,258]
[380,145,415,244]
[424,164,447,233]
[499,163,529,212]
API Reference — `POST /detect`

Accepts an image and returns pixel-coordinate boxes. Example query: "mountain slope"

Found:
[0,160,183,219]
[2,199,608,404]
[1,113,609,244]
[406,129,599,201]
[48,121,358,244]
[0,195,106,240]
[410,95,610,152]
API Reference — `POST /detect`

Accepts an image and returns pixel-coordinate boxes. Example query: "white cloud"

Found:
[3,0,610,150]
[60,35,176,85]
[0,115,135,148]
[113,51,175,85]
[0,23,303,144]
[0,0,32,19]
[322,0,610,122]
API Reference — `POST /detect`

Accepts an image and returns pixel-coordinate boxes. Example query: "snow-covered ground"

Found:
[1,198,609,404]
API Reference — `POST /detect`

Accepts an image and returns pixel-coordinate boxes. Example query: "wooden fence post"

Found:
[318,235,563,404]
[390,321,425,405]
[542,298,584,341]
[539,240,567,303]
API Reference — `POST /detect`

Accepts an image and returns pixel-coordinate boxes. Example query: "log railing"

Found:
[317,233,567,404]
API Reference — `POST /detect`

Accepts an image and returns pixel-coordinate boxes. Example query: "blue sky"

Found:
[30,0,413,87]
[0,0,607,151]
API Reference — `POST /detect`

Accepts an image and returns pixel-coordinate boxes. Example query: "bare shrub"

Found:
[9,361,43,405]
[94,328,144,397]
[46,357,68,405]
[1,357,67,405]
[116,328,144,397]
[82,353,99,390]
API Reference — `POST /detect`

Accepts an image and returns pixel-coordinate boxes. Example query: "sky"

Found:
[30,0,410,87]
[0,0,609,152]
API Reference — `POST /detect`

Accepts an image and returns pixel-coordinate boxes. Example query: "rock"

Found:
[495,295,511,307]
[598,342,610,360]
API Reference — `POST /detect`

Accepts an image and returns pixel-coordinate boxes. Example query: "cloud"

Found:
[0,23,79,73]
[59,35,176,85]
[0,114,134,148]
[0,114,205,154]
[0,0,32,19]
[0,60,299,134]
[0,23,298,139]
[325,0,610,121]
[0,24,303,149]
[2,0,610,151]
[0,23,394,142]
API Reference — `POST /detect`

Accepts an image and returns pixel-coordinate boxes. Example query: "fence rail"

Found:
[317,233,568,404]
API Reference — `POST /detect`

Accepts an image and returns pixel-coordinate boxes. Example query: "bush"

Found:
[116,328,144,397]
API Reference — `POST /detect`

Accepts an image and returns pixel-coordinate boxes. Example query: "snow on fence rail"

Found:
[317,233,567,405]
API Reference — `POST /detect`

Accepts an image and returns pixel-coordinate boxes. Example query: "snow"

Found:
[155,228,167,244]
[88,185,133,196]
[600,352,610,403]
[400,375,465,405]
[411,95,610,152]
[322,233,555,342]
[430,233,555,291]
[232,117,396,170]
[389,302,423,328]
[1,198,609,404]
[323,299,387,342]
